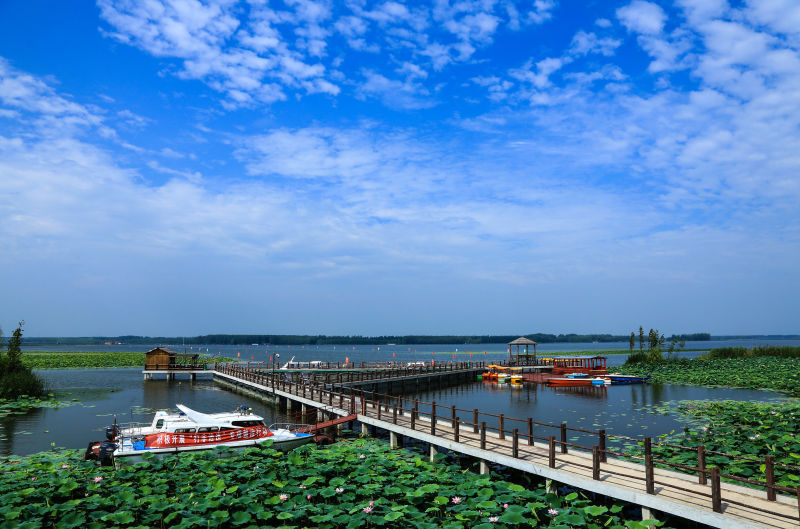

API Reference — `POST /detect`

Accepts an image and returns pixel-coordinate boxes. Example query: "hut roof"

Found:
[146,347,175,355]
[145,347,196,358]
[509,337,537,345]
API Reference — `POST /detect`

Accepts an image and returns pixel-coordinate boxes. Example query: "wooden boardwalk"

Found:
[215,364,800,529]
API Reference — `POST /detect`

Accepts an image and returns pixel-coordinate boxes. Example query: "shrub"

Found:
[0,322,46,399]
[0,370,45,399]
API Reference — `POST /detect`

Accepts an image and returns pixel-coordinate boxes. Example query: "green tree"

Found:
[638,326,644,352]
[0,321,44,399]
[646,328,665,361]
[629,332,635,352]
[6,321,23,368]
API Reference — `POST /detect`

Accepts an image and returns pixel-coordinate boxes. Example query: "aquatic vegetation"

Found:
[701,345,800,359]
[641,400,800,491]
[0,438,663,528]
[615,356,800,396]
[22,351,235,370]
[0,395,73,418]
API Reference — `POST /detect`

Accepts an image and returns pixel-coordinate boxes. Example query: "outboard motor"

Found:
[98,441,117,467]
[105,426,117,441]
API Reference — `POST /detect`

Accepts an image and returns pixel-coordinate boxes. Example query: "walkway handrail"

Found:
[215,363,800,523]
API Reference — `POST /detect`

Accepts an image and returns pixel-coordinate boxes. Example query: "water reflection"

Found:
[2,369,282,457]
[2,367,788,457]
[403,380,785,447]
[0,407,45,456]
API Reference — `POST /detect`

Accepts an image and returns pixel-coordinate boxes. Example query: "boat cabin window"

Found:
[155,419,164,429]
[197,427,219,432]
[231,420,264,427]
[174,428,196,433]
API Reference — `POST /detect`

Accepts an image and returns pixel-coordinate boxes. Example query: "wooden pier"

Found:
[213,363,800,529]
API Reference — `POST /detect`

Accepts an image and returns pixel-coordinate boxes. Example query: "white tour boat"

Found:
[86,404,315,467]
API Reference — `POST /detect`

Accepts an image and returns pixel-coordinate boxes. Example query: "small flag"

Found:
[237,352,240,358]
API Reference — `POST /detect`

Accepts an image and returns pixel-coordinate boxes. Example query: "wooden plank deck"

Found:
[214,365,800,529]
[356,407,798,529]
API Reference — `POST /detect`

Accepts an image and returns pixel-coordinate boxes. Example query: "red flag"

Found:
[470,353,473,358]
[270,355,273,362]
[251,355,254,359]
[237,352,240,358]
[453,354,456,359]
[393,353,396,357]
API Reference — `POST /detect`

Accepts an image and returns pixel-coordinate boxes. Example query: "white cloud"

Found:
[509,57,571,90]
[617,0,667,35]
[526,0,557,25]
[357,70,435,110]
[147,160,203,182]
[569,31,621,56]
[745,0,800,41]
[0,58,103,129]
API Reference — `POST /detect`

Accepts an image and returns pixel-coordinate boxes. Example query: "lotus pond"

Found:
[22,352,234,370]
[0,438,664,529]
[641,399,800,490]
[0,395,75,419]
[614,357,800,396]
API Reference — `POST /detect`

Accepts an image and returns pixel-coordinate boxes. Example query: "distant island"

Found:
[10,332,725,346]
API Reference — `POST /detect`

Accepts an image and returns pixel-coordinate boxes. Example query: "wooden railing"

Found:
[144,363,208,371]
[215,363,800,523]
[240,359,498,370]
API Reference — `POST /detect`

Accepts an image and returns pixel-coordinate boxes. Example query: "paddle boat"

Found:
[86,404,314,467]
[507,367,524,385]
[480,365,504,381]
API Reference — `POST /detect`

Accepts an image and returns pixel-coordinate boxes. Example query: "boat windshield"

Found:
[231,420,265,427]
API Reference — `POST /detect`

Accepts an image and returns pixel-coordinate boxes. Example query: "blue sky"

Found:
[0,0,798,337]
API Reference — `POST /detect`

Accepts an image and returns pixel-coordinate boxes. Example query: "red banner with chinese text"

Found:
[144,425,271,448]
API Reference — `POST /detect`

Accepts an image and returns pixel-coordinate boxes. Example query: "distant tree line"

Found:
[11,332,721,346]
[667,333,711,341]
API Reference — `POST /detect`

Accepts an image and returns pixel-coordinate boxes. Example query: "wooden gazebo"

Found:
[509,337,538,365]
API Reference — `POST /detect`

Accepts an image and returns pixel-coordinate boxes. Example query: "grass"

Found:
[0,438,664,529]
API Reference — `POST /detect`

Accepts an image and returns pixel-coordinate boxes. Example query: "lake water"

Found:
[0,363,786,457]
[21,338,800,366]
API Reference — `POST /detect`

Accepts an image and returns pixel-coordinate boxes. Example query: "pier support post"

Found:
[546,479,556,495]
[641,507,657,528]
[429,444,438,463]
[361,423,369,436]
[390,431,399,449]
[479,460,489,475]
